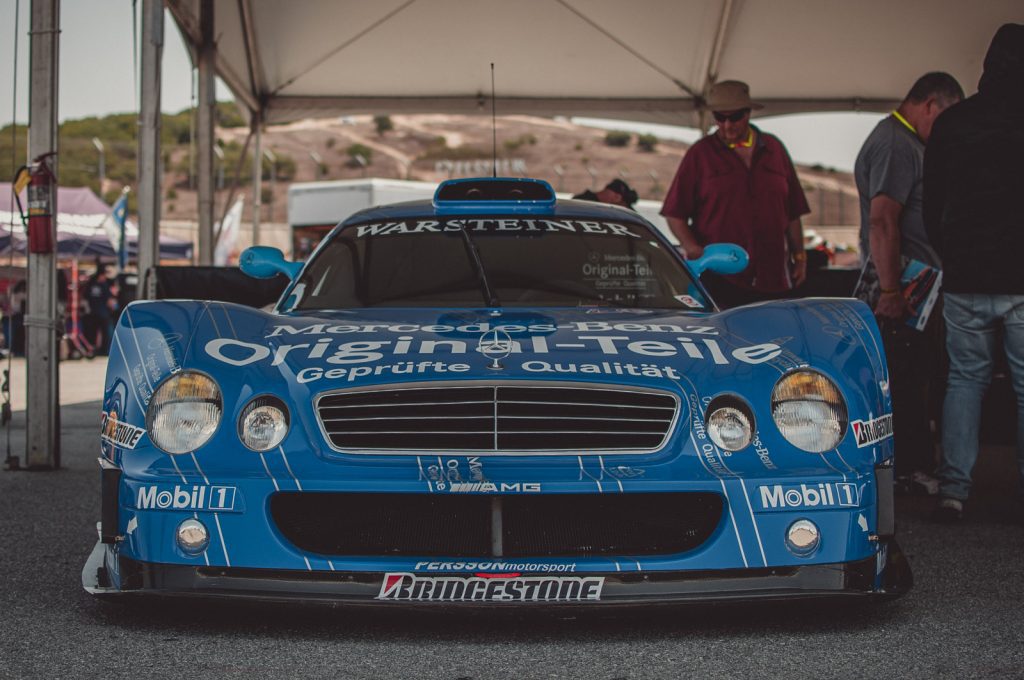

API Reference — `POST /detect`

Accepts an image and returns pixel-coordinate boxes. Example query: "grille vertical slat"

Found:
[315,382,680,454]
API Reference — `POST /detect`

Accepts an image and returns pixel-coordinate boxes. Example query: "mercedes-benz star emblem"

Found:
[477,329,514,370]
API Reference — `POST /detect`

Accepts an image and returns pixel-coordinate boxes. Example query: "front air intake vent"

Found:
[314,382,680,454]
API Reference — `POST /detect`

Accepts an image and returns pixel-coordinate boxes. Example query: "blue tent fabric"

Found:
[0,183,193,261]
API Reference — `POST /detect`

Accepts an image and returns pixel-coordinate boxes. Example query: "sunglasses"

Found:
[712,109,750,123]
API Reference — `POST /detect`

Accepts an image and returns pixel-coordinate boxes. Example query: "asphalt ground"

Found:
[1,358,1023,679]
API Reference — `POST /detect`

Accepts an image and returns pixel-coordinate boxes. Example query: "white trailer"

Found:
[288,178,678,259]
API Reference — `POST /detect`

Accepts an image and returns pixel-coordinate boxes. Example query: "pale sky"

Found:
[0,0,884,172]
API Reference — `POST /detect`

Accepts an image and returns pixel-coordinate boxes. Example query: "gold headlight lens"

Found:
[146,371,222,454]
[771,371,847,453]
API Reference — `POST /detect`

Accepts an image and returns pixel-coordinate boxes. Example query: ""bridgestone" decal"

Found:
[376,572,604,602]
[851,414,894,448]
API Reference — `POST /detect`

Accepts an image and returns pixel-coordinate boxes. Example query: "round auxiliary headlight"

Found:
[707,406,753,452]
[771,370,847,453]
[786,519,820,557]
[146,371,222,454]
[176,518,209,555]
[238,396,290,451]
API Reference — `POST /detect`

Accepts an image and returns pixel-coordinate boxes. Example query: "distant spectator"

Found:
[660,80,810,309]
[574,178,638,209]
[924,24,1024,522]
[853,71,964,496]
[85,265,116,355]
[5,279,26,356]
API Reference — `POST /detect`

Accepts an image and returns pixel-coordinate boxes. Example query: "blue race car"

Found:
[83,178,910,605]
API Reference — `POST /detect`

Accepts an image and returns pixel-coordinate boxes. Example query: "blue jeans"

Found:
[937,293,1024,500]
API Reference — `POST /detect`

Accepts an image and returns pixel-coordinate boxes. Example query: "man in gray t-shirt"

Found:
[855,116,939,269]
[853,72,963,490]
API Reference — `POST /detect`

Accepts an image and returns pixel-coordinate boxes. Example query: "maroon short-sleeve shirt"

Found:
[661,127,810,292]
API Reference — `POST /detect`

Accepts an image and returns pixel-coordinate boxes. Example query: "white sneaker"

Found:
[911,470,940,496]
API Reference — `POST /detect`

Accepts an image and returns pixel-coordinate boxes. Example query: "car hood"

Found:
[118,299,887,419]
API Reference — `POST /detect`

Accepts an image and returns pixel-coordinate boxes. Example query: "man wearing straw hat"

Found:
[660,80,810,309]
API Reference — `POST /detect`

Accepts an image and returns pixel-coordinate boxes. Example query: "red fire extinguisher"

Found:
[26,152,57,254]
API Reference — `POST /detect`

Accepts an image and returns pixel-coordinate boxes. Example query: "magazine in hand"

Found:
[854,258,942,331]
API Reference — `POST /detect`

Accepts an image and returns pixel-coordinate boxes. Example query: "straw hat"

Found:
[705,80,764,111]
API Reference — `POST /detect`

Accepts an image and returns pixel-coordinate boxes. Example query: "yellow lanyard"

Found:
[891,110,917,136]
[728,128,754,149]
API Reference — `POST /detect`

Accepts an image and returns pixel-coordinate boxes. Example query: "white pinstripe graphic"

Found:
[212,513,231,566]
[190,453,211,485]
[171,452,210,565]
[578,456,602,492]
[832,447,856,475]
[169,455,188,483]
[416,456,433,492]
[598,456,624,492]
[113,333,147,414]
[634,560,642,572]
[303,556,312,571]
[193,511,210,566]
[123,309,156,395]
[189,454,228,565]
[260,453,280,491]
[181,301,213,364]
[676,374,739,477]
[218,302,239,338]
[278,445,303,491]
[818,451,849,482]
[720,478,749,568]
[614,561,621,572]
[739,480,768,566]
[328,560,336,571]
[677,377,749,567]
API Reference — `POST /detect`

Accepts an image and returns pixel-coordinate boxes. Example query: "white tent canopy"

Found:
[166,0,1021,126]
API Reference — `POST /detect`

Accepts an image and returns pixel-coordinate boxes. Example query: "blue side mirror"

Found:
[689,243,749,277]
[239,246,303,281]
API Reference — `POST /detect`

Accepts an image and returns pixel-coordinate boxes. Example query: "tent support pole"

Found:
[25,0,60,469]
[138,0,162,299]
[197,0,215,265]
[251,116,262,246]
[699,0,735,134]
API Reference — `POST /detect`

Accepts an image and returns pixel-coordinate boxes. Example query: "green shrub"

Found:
[636,133,658,152]
[604,130,631,147]
[346,143,373,167]
[374,115,394,135]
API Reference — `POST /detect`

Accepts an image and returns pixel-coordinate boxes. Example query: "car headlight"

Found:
[771,370,847,453]
[146,371,222,454]
[238,395,290,451]
[705,396,754,451]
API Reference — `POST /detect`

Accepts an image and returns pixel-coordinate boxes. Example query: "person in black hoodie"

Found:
[924,23,1024,522]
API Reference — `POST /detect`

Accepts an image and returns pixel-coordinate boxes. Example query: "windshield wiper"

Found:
[456,225,500,307]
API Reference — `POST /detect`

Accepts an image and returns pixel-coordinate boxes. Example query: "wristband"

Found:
[880,288,900,296]
[792,251,807,262]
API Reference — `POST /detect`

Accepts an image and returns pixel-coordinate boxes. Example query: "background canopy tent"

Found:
[0,184,193,261]
[167,0,1020,126]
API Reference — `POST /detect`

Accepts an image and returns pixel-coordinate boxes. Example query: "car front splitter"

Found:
[84,538,911,607]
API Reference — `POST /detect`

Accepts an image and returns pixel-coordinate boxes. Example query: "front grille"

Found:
[270,492,723,558]
[315,382,679,454]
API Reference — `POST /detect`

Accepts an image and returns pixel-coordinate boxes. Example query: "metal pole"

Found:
[264,148,276,224]
[25,0,60,469]
[91,137,104,193]
[196,0,215,265]
[251,118,262,246]
[137,0,162,299]
[309,151,323,181]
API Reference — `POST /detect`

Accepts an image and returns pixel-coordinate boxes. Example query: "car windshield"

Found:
[290,215,706,310]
